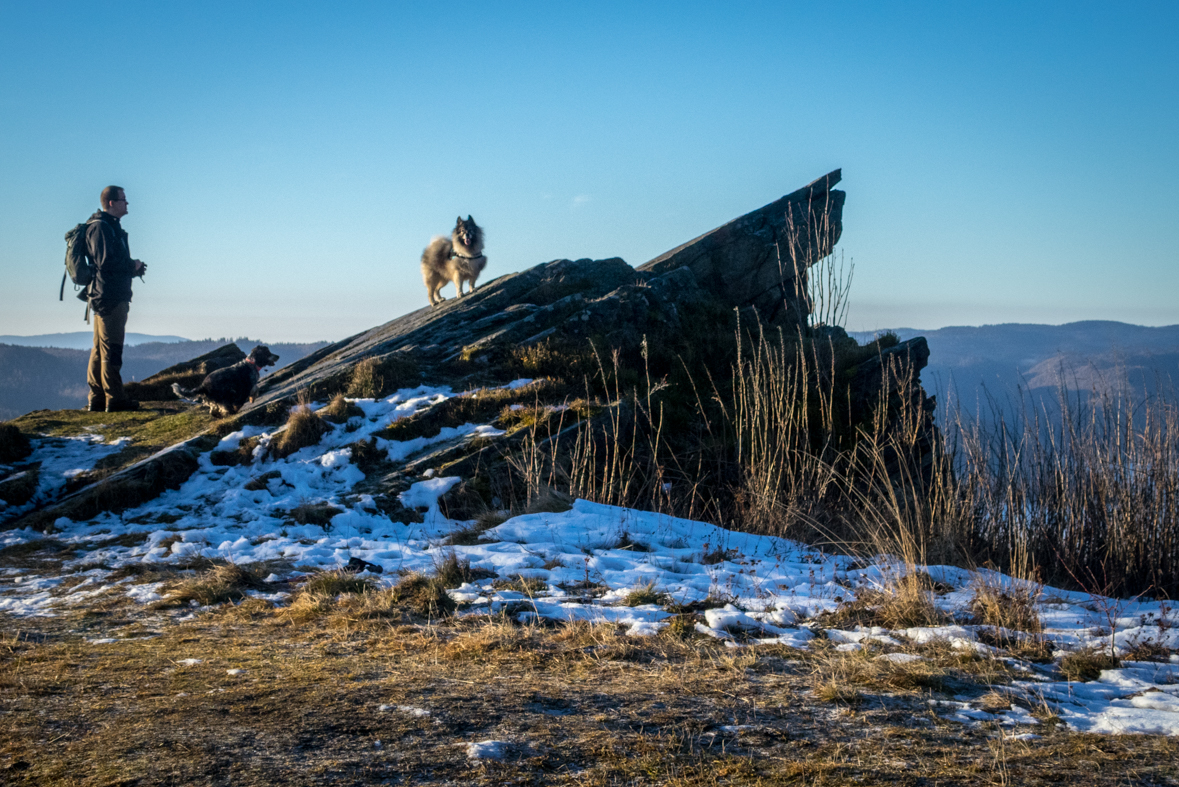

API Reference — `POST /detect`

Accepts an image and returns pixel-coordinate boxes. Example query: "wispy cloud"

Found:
[572,194,592,207]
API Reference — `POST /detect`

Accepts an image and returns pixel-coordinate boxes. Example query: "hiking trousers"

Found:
[87,301,130,409]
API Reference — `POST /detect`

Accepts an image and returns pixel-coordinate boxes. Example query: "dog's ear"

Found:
[455,216,463,226]
[466,215,473,223]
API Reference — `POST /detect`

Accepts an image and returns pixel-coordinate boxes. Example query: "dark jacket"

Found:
[85,211,137,316]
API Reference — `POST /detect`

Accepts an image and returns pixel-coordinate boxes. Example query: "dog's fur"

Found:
[421,215,486,306]
[172,345,280,417]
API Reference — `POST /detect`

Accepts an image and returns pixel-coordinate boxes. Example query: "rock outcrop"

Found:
[255,170,843,405]
[6,169,938,532]
[638,168,844,326]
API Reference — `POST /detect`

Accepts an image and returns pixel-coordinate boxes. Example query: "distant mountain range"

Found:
[0,332,190,350]
[852,321,1179,415]
[0,338,332,420]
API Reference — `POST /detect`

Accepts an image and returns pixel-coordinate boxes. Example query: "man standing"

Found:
[85,185,146,413]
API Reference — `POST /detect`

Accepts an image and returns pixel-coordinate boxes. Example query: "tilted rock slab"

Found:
[638,168,844,325]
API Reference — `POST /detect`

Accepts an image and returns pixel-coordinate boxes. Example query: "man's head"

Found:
[101,186,128,219]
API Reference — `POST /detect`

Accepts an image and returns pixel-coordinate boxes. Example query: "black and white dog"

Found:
[172,345,280,417]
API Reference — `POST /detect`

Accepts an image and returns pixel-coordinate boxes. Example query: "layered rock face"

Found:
[256,170,845,404]
[7,170,938,529]
[638,168,844,326]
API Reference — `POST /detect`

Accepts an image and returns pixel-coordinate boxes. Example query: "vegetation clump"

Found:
[271,406,331,459]
[345,437,384,471]
[346,354,419,399]
[1060,648,1120,682]
[621,580,669,607]
[286,500,343,527]
[318,393,365,424]
[967,578,1043,633]
[433,551,496,588]
[164,561,271,607]
[300,568,375,596]
[491,574,547,594]
[389,572,457,618]
[244,470,284,492]
[445,512,505,546]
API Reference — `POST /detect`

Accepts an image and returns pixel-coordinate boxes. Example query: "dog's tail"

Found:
[171,382,200,403]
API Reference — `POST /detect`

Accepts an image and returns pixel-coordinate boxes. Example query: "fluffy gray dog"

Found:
[421,215,486,306]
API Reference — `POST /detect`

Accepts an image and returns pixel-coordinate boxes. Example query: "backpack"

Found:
[60,219,99,302]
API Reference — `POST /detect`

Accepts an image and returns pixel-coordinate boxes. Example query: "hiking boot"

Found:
[85,402,105,412]
[106,400,140,413]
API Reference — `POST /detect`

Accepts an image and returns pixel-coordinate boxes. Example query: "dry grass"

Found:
[270,406,332,459]
[345,436,384,470]
[445,511,505,546]
[162,561,272,607]
[389,572,457,618]
[300,568,375,596]
[820,579,950,631]
[318,393,365,424]
[621,580,670,607]
[1060,648,1121,682]
[243,469,284,492]
[1,603,1177,786]
[433,551,496,588]
[345,353,420,399]
[967,578,1043,633]
[285,500,344,527]
[208,435,261,466]
[1122,639,1174,662]
[491,574,547,594]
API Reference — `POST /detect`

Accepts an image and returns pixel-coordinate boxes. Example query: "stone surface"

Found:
[252,258,703,406]
[254,171,842,406]
[125,343,246,402]
[637,169,844,325]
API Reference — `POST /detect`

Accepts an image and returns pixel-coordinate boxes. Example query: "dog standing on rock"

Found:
[421,216,486,306]
[171,345,280,417]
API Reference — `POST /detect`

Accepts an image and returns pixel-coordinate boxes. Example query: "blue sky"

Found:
[1,2,1176,342]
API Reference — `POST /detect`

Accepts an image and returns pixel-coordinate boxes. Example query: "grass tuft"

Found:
[968,578,1043,633]
[301,568,374,596]
[271,406,332,459]
[1060,648,1120,682]
[318,394,365,424]
[433,551,496,588]
[286,500,343,527]
[492,574,547,594]
[164,562,270,607]
[390,572,457,618]
[621,580,669,607]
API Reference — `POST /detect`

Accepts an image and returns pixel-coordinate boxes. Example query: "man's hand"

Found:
[133,259,147,277]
